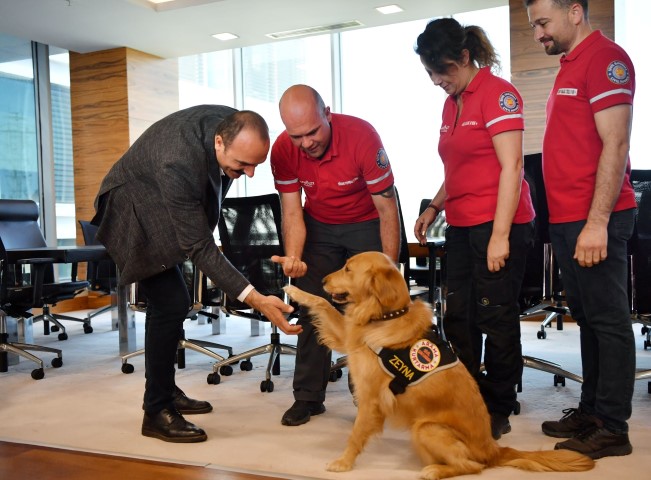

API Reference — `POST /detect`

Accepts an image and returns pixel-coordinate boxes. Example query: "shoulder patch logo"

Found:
[376,148,390,169]
[499,92,519,113]
[409,339,441,372]
[607,61,629,85]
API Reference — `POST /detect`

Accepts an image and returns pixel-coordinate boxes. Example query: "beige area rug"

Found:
[2,308,651,480]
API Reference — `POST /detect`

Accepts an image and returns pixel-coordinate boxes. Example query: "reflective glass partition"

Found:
[616,0,650,170]
[177,5,512,232]
[340,5,511,231]
[0,34,39,202]
[241,36,333,196]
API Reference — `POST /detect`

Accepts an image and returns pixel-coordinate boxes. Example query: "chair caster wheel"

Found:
[260,379,274,392]
[537,330,547,339]
[329,369,341,382]
[207,372,221,385]
[641,326,648,335]
[553,374,566,387]
[83,324,93,334]
[219,365,233,376]
[51,357,63,368]
[31,368,45,380]
[121,363,134,374]
[58,332,68,341]
[51,325,60,332]
[240,360,253,371]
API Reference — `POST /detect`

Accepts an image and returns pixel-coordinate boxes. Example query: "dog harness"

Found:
[373,326,459,395]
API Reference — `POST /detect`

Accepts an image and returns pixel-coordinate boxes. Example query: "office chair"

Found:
[627,170,651,392]
[515,153,580,387]
[207,193,298,392]
[78,220,117,323]
[0,199,91,342]
[519,153,570,340]
[0,199,91,378]
[120,263,234,374]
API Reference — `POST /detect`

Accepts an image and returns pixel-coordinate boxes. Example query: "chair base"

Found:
[120,333,232,374]
[32,305,93,340]
[521,300,570,340]
[208,328,297,391]
[0,314,63,379]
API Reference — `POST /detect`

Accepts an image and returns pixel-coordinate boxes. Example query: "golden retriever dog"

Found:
[284,251,594,479]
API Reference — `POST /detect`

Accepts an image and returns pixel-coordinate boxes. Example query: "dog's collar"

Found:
[371,306,410,322]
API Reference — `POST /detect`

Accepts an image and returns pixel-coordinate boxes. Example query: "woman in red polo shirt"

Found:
[413,17,535,440]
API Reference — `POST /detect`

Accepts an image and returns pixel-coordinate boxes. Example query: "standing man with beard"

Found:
[525,0,637,459]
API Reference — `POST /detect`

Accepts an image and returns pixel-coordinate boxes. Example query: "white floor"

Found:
[2,307,651,480]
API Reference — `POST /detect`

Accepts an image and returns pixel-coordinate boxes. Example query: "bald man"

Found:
[270,85,400,426]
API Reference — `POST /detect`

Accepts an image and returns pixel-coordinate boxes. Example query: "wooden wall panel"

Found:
[509,0,615,154]
[70,48,178,245]
[70,48,130,233]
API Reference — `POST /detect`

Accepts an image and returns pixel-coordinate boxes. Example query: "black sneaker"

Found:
[542,407,598,438]
[281,400,326,426]
[490,413,511,440]
[555,426,633,459]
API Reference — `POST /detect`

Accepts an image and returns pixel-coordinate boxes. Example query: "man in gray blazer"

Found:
[92,105,301,443]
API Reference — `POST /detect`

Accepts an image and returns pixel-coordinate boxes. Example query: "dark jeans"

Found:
[549,208,636,433]
[293,214,383,403]
[443,221,534,416]
[138,265,191,414]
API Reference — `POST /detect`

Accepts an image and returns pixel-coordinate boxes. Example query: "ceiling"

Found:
[0,0,505,60]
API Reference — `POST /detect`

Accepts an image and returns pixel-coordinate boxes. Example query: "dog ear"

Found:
[369,263,407,309]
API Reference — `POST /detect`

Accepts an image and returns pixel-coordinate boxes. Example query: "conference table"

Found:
[5,245,136,354]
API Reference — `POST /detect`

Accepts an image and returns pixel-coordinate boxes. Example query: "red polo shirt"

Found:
[543,30,637,223]
[271,113,394,224]
[438,67,534,227]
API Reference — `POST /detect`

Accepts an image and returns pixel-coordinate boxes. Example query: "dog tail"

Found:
[495,447,594,472]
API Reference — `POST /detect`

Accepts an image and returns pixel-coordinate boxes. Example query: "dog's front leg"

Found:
[327,404,385,472]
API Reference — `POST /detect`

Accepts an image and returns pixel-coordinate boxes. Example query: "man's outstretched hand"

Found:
[244,288,302,335]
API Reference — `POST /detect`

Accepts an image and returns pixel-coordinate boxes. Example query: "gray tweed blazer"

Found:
[92,105,250,301]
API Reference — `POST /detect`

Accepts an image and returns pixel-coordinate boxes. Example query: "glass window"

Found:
[241,36,333,196]
[616,0,650,170]
[179,49,235,108]
[0,34,38,202]
[340,6,511,238]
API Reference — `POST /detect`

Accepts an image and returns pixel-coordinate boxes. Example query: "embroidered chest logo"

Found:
[376,148,390,169]
[499,92,519,113]
[607,61,629,85]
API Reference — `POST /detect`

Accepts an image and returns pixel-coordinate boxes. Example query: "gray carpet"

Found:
[2,308,650,480]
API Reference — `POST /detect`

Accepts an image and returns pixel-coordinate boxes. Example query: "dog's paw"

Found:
[326,458,353,472]
[284,285,322,306]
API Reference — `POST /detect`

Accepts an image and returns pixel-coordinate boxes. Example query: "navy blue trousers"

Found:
[549,208,636,433]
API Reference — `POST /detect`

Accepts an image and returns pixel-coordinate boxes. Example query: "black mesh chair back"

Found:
[217,193,286,311]
[209,193,297,390]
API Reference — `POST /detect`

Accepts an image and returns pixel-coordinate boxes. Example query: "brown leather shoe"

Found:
[142,408,207,443]
[172,386,213,415]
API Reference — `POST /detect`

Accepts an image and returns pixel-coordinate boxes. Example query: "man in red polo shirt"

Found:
[270,84,400,426]
[526,0,636,459]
